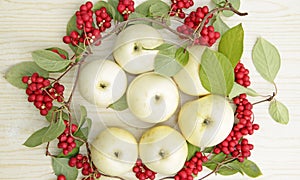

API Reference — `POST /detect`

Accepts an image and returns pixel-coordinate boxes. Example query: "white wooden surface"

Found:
[0,0,300,179]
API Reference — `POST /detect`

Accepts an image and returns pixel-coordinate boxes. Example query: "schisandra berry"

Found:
[117,0,135,20]
[169,0,194,19]
[175,152,207,180]
[95,7,112,32]
[57,174,66,180]
[57,120,78,155]
[132,159,156,180]
[22,73,64,116]
[235,62,251,87]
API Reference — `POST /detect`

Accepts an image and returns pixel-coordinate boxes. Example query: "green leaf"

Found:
[23,127,49,147]
[52,157,78,180]
[107,0,124,21]
[128,12,152,26]
[57,147,79,158]
[229,82,259,99]
[252,38,281,83]
[153,43,174,51]
[154,53,182,77]
[175,47,189,66]
[211,153,227,163]
[223,0,240,17]
[187,142,200,161]
[32,50,71,72]
[149,1,170,17]
[108,94,128,111]
[218,24,244,68]
[78,105,87,129]
[241,159,262,178]
[213,15,230,36]
[203,146,214,153]
[46,47,69,60]
[135,0,160,16]
[5,61,49,89]
[213,0,226,6]
[86,118,92,133]
[42,118,65,143]
[46,106,69,122]
[74,127,89,147]
[269,99,289,124]
[199,49,234,96]
[217,165,239,176]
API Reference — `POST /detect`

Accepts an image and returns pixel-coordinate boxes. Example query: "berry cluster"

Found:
[69,154,101,180]
[175,152,207,180]
[95,7,112,32]
[57,120,78,155]
[51,49,67,60]
[63,1,111,46]
[234,62,251,87]
[132,159,156,180]
[22,73,64,116]
[117,0,135,21]
[214,62,259,162]
[176,6,220,46]
[169,0,194,19]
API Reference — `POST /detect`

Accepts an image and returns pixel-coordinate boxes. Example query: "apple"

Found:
[126,72,179,123]
[90,127,138,176]
[113,24,164,74]
[139,126,188,175]
[78,60,127,108]
[178,94,234,148]
[173,45,209,96]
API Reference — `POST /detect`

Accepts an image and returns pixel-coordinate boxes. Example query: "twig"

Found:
[252,92,276,105]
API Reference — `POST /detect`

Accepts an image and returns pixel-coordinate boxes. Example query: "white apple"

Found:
[127,72,179,123]
[139,126,188,175]
[113,24,164,74]
[78,60,127,108]
[91,127,138,176]
[173,45,209,96]
[178,94,234,148]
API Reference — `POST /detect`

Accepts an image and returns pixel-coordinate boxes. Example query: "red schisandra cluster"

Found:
[213,62,259,162]
[133,159,157,180]
[63,1,112,46]
[169,0,194,19]
[176,6,220,46]
[69,154,101,180]
[57,120,78,155]
[117,0,135,20]
[22,73,64,116]
[175,152,207,180]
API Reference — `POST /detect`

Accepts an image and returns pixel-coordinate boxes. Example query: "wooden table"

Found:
[0,0,299,179]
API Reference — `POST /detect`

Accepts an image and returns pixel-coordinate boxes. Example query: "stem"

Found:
[194,3,248,36]
[252,92,276,105]
[45,142,57,157]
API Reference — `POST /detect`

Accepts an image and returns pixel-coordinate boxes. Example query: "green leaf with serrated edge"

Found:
[23,127,49,147]
[175,47,189,66]
[108,94,128,111]
[218,24,244,68]
[199,49,234,96]
[78,105,87,130]
[213,15,230,36]
[154,53,182,77]
[149,1,170,17]
[46,47,69,60]
[52,157,78,180]
[46,106,69,122]
[269,99,289,124]
[241,159,262,178]
[223,0,240,17]
[42,117,65,143]
[187,142,200,161]
[229,82,259,99]
[93,1,116,21]
[252,38,281,83]
[135,0,160,16]
[5,61,49,89]
[107,0,124,22]
[217,165,239,175]
[32,50,71,72]
[57,147,79,158]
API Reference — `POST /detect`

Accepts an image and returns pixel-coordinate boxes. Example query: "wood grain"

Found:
[0,0,300,179]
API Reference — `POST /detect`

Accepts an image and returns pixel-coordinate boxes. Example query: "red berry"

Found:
[57,174,66,180]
